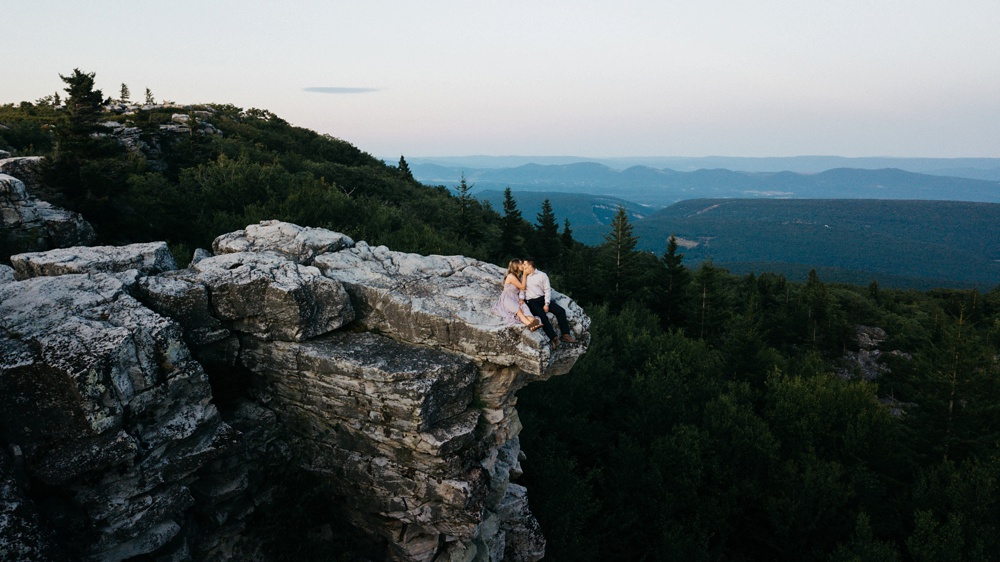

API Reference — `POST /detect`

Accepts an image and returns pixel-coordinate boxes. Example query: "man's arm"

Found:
[542,273,552,307]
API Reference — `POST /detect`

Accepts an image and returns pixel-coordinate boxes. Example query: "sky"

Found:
[3,0,1000,159]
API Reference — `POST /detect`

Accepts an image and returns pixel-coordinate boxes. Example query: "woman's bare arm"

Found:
[506,273,527,290]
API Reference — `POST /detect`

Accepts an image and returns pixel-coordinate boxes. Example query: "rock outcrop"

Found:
[1,170,96,258]
[10,241,176,280]
[0,220,590,561]
[0,272,237,561]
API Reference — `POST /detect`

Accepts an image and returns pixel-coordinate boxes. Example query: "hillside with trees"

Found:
[3,70,1000,562]
[633,198,1000,289]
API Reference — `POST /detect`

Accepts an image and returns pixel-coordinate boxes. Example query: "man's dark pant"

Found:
[525,297,570,340]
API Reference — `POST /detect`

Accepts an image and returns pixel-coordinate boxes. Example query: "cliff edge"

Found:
[0,220,590,561]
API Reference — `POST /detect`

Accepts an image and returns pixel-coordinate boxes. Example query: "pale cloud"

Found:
[303,87,380,94]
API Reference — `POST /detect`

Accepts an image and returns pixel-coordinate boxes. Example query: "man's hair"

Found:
[522,257,536,267]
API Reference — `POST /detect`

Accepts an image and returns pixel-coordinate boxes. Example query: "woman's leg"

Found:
[516,309,534,326]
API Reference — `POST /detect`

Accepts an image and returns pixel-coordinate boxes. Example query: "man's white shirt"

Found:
[522,270,551,305]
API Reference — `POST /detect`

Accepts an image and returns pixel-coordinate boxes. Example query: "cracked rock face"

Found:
[1,220,590,561]
[314,241,590,377]
[1,172,96,257]
[0,273,236,561]
[10,241,177,280]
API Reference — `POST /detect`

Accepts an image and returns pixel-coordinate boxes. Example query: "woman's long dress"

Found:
[492,282,534,325]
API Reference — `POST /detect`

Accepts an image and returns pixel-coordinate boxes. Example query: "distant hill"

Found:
[404,155,1000,179]
[411,162,1000,207]
[632,199,1000,288]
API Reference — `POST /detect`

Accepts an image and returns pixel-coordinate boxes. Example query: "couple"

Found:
[493,258,577,347]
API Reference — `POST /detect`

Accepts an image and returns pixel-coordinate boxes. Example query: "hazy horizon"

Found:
[394,155,1000,176]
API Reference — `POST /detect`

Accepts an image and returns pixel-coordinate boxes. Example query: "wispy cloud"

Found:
[303,86,380,94]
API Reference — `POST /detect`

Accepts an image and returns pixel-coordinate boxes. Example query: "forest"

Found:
[3,70,1000,562]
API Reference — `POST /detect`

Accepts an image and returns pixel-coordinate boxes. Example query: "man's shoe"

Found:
[560,334,577,343]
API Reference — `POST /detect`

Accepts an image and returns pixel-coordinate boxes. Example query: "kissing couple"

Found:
[492,258,577,348]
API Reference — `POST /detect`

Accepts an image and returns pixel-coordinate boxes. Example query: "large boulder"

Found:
[314,241,589,377]
[212,219,355,264]
[0,156,43,191]
[0,273,238,560]
[139,250,354,344]
[10,241,176,279]
[1,172,96,258]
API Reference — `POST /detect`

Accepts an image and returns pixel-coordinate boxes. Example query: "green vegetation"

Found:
[634,198,1000,289]
[1,71,503,263]
[3,71,1000,562]
[522,269,1000,562]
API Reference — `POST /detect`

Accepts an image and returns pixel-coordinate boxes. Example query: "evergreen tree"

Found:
[500,187,525,259]
[660,234,691,327]
[693,260,727,340]
[59,69,103,144]
[803,269,830,347]
[43,69,130,234]
[532,198,560,268]
[145,87,155,105]
[561,218,574,249]
[397,155,413,181]
[600,205,640,304]
[455,173,475,243]
[119,83,130,104]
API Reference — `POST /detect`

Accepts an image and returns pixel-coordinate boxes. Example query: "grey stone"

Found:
[314,241,589,377]
[0,273,236,560]
[0,447,67,561]
[212,220,355,265]
[0,156,43,188]
[10,241,175,279]
[192,252,353,341]
[497,484,545,562]
[191,247,212,264]
[1,221,590,561]
[1,172,95,257]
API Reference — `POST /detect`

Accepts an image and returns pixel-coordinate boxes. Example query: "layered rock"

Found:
[0,272,237,560]
[1,172,96,257]
[1,220,590,561]
[0,156,44,191]
[10,241,176,280]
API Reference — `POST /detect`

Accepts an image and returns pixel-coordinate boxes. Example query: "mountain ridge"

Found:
[412,161,1000,207]
[400,155,1000,179]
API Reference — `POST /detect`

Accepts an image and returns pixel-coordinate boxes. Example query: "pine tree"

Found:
[600,205,639,303]
[45,69,128,227]
[55,69,104,158]
[500,187,525,259]
[561,218,574,249]
[455,173,475,243]
[145,87,155,105]
[119,83,130,104]
[694,260,723,340]
[532,198,560,268]
[397,155,413,181]
[660,234,691,327]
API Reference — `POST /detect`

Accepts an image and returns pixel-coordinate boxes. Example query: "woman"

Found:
[492,259,542,331]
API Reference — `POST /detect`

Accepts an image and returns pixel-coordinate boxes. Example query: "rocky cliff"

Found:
[1,162,96,258]
[0,220,590,561]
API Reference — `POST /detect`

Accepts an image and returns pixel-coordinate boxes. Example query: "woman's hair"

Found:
[506,259,522,278]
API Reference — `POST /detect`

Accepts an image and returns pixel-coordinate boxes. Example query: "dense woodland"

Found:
[3,71,1000,562]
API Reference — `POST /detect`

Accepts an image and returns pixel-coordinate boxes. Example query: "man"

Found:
[520,258,577,347]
